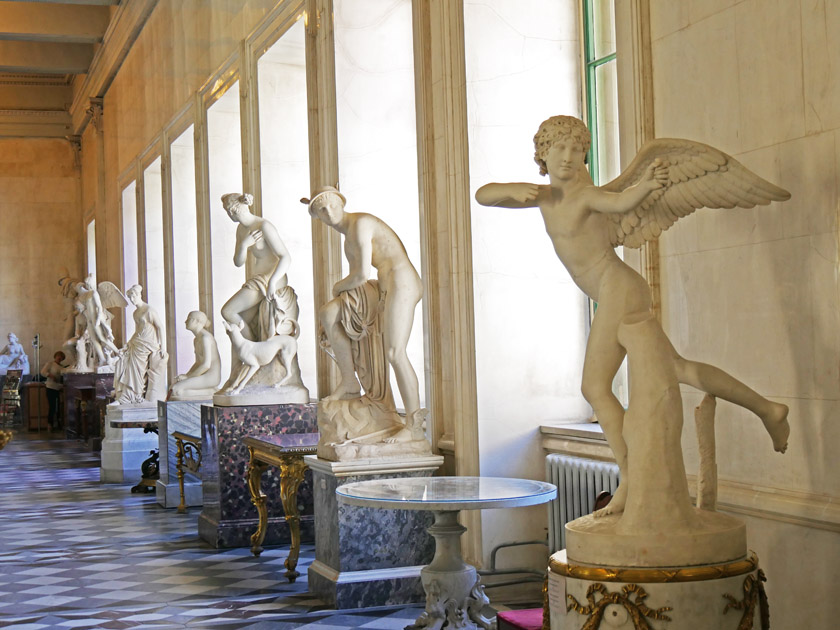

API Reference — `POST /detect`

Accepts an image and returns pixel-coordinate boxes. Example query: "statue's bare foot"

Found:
[594,483,626,518]
[761,401,790,453]
[325,382,361,401]
[384,427,413,443]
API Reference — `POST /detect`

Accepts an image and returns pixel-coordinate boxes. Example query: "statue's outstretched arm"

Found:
[475,182,542,208]
[582,161,668,215]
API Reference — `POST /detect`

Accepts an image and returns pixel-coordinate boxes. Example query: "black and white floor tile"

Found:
[0,432,425,629]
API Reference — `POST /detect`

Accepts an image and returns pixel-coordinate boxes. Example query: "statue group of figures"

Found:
[59,274,168,405]
[54,114,791,488]
[56,187,431,462]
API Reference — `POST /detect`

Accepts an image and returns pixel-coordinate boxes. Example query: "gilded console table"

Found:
[244,432,319,582]
[172,431,202,514]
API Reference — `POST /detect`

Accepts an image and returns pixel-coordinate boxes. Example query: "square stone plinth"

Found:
[100,403,158,484]
[198,403,317,548]
[307,455,444,608]
[156,400,207,508]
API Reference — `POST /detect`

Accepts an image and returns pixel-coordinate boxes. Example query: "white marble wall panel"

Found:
[739,512,840,630]
[734,0,806,152]
[652,10,741,149]
[649,5,840,622]
[802,0,840,134]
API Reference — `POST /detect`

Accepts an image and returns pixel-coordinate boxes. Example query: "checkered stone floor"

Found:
[0,432,425,629]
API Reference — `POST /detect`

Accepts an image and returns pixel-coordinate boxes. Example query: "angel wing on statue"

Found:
[59,273,128,370]
[475,115,790,516]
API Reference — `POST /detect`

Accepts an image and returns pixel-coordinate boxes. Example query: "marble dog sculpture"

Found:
[221,320,298,395]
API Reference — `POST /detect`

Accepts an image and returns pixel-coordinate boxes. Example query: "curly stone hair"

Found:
[533,115,591,176]
[221,192,254,211]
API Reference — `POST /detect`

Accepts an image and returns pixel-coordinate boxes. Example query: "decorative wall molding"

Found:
[69,0,158,134]
[412,0,482,565]
[305,0,342,399]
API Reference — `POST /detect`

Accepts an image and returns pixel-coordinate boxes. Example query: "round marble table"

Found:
[337,476,557,630]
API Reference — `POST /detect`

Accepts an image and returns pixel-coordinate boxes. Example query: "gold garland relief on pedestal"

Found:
[567,583,672,629]
[723,569,769,630]
[550,552,758,583]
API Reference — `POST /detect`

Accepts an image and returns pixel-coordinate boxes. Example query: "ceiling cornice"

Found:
[69,0,158,136]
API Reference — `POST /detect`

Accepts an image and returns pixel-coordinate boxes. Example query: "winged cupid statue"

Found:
[59,273,128,373]
[476,115,791,566]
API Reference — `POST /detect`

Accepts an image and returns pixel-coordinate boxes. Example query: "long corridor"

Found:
[0,433,422,629]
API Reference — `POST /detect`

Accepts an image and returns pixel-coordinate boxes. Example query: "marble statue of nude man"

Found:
[307,186,424,438]
[476,115,790,515]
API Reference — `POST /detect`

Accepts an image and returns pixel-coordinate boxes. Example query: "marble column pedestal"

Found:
[100,403,158,484]
[156,400,208,508]
[306,455,444,609]
[548,549,768,629]
[198,403,317,548]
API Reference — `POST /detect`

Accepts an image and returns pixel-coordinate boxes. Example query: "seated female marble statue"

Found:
[476,115,790,519]
[113,285,168,405]
[0,333,29,375]
[168,311,221,400]
[216,193,307,403]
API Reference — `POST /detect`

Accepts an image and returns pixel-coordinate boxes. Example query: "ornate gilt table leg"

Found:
[278,454,308,582]
[175,437,187,514]
[247,446,270,556]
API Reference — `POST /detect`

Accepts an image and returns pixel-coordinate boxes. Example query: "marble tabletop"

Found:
[336,476,556,511]
[242,432,320,455]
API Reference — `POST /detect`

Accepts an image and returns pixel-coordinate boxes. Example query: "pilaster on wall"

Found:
[193,97,214,324]
[412,0,482,565]
[304,0,342,399]
[616,0,659,318]
[239,38,262,218]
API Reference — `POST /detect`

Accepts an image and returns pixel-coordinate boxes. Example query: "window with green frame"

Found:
[582,0,619,186]
[583,0,628,406]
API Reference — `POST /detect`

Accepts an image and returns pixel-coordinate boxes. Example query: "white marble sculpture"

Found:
[113,284,168,405]
[168,311,221,400]
[59,274,127,372]
[0,333,30,376]
[215,193,309,405]
[304,186,431,460]
[476,115,791,566]
[62,301,92,372]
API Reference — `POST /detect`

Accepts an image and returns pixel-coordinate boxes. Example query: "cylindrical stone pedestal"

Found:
[548,550,768,630]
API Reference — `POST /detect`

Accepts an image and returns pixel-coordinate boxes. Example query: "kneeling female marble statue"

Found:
[305,186,430,459]
[168,311,221,400]
[216,193,308,404]
[113,285,168,405]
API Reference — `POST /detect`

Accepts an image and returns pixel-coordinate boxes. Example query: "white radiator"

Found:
[545,454,620,552]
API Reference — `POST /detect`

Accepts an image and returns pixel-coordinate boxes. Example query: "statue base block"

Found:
[156,399,208,508]
[100,403,158,484]
[565,508,746,567]
[549,549,768,629]
[306,454,444,608]
[197,402,317,548]
[316,398,433,461]
[213,385,310,407]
